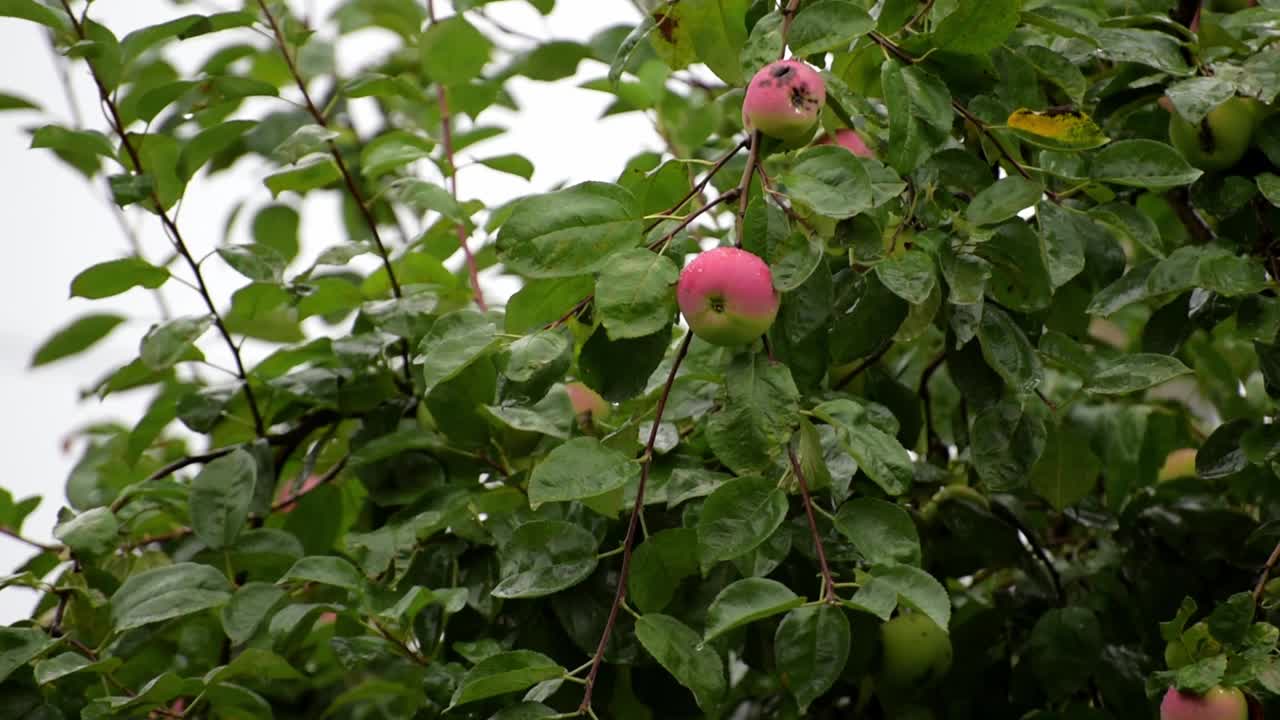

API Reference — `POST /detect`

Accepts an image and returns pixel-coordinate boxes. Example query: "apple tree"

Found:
[4,0,1280,718]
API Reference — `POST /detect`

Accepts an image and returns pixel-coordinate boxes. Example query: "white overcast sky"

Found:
[0,0,656,623]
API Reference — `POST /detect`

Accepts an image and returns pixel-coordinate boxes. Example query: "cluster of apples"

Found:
[675,59,870,347]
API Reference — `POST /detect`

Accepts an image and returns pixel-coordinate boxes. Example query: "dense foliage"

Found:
[6,0,1280,717]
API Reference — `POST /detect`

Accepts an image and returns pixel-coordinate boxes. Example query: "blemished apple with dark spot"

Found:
[677,247,779,346]
[742,59,826,142]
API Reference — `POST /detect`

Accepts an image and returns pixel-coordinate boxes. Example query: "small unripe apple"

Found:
[1168,96,1256,171]
[742,60,826,142]
[565,382,609,422]
[818,128,875,158]
[877,613,953,693]
[1161,686,1248,720]
[677,246,780,346]
[1158,448,1198,483]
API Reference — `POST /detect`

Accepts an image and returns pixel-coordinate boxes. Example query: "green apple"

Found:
[1168,96,1257,171]
[877,613,953,693]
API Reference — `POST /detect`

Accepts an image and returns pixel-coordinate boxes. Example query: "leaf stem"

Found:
[787,442,838,603]
[577,332,694,714]
[1252,537,1280,612]
[57,0,267,437]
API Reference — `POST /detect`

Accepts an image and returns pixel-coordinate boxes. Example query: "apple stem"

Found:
[256,0,419,386]
[426,0,489,312]
[578,332,694,715]
[788,441,840,603]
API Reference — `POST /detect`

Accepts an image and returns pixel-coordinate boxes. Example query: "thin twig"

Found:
[649,189,740,252]
[832,340,893,391]
[779,0,805,57]
[57,0,266,437]
[426,0,487,311]
[643,137,750,234]
[1253,537,1280,611]
[787,443,838,603]
[254,0,415,382]
[0,528,59,553]
[269,455,349,512]
[733,132,762,248]
[990,501,1065,605]
[578,333,694,714]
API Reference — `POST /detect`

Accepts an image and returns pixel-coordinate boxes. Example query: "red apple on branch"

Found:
[677,247,779,346]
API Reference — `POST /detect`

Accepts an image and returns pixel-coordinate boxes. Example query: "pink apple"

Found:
[819,128,875,158]
[742,60,826,142]
[565,382,609,421]
[677,247,779,346]
[1161,687,1249,720]
[276,473,323,513]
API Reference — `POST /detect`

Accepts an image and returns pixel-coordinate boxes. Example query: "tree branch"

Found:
[1253,536,1280,611]
[734,132,762,248]
[57,0,266,437]
[0,528,60,553]
[426,0,487,311]
[578,332,694,714]
[832,340,893,391]
[787,443,838,603]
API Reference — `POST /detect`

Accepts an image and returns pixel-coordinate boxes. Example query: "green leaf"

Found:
[635,614,726,710]
[933,0,1019,55]
[1030,424,1101,510]
[777,145,874,220]
[220,582,285,646]
[0,627,55,684]
[977,305,1043,393]
[418,309,498,394]
[871,564,951,629]
[775,605,850,712]
[629,528,700,613]
[70,258,168,299]
[697,475,788,567]
[421,15,492,87]
[53,507,118,554]
[681,0,749,85]
[217,243,286,283]
[477,153,535,180]
[1085,354,1192,395]
[30,313,126,367]
[528,437,639,510]
[834,497,921,566]
[882,62,952,174]
[704,578,803,641]
[787,1,874,56]
[740,11,783,77]
[264,157,340,197]
[595,248,678,339]
[965,176,1043,227]
[34,652,120,686]
[578,325,672,402]
[178,120,255,181]
[252,204,301,262]
[140,315,213,371]
[110,563,234,631]
[1166,76,1236,125]
[972,399,1047,491]
[505,276,594,333]
[0,0,68,32]
[497,182,642,278]
[1090,140,1203,190]
[448,650,564,708]
[814,400,914,496]
[706,352,801,475]
[492,520,597,599]
[189,448,256,549]
[1028,607,1103,698]
[281,555,366,593]
[360,130,434,178]
[30,125,116,160]
[0,91,38,111]
[874,249,936,305]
